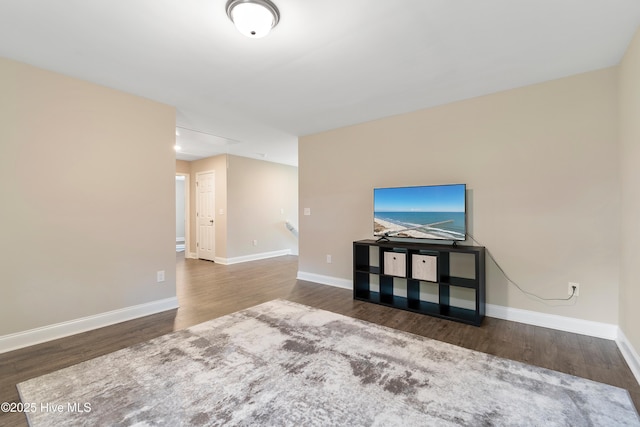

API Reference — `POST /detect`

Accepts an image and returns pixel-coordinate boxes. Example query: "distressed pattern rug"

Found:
[18,299,640,426]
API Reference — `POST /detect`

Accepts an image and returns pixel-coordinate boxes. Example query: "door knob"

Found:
[209,220,214,224]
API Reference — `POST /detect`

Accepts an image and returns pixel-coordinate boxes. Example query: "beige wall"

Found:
[300,67,619,324]
[619,28,640,353]
[0,58,177,335]
[181,155,298,260]
[227,155,298,258]
[176,159,190,174]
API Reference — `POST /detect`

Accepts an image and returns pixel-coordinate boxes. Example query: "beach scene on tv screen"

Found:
[374,185,466,240]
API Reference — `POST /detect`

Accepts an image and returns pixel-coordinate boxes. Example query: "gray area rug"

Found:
[18,299,640,426]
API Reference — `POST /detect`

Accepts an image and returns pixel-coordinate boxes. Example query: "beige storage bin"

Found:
[412,254,437,282]
[383,251,406,277]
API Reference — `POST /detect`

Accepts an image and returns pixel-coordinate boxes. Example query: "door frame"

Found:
[176,173,191,258]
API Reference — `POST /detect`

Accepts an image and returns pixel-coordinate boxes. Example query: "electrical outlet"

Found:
[157,270,165,283]
[326,254,332,263]
[568,282,579,297]
[253,240,258,246]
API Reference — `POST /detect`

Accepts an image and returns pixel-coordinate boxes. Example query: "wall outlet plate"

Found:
[568,282,579,296]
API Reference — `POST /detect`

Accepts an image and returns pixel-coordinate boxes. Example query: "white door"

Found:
[196,171,215,261]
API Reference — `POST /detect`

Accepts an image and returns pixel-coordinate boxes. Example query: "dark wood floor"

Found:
[1,253,639,426]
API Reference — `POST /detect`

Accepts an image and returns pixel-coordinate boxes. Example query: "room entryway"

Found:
[176,174,189,254]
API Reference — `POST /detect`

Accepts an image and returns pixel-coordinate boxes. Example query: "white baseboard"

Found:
[485,304,618,340]
[187,252,197,259]
[617,328,640,386]
[296,272,619,340]
[0,297,179,354]
[296,271,353,290]
[216,249,292,265]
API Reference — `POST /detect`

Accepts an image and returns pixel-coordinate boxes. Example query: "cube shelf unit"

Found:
[353,239,486,326]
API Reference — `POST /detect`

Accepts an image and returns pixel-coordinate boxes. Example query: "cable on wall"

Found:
[466,233,577,306]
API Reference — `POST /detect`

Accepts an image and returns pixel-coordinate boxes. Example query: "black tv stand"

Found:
[353,239,486,326]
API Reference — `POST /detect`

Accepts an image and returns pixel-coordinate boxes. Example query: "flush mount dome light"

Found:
[226,0,280,39]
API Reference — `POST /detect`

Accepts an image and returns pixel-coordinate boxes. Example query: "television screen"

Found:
[373,184,466,241]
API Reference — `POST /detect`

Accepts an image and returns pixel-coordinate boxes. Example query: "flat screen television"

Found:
[373,184,466,241]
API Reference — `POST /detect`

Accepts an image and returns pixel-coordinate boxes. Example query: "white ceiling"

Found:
[2,1,639,166]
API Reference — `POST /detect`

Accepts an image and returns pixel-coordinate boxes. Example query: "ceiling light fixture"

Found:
[226,0,280,39]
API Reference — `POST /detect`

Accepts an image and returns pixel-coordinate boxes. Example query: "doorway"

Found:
[176,173,190,256]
